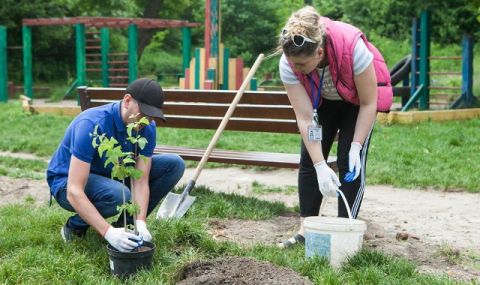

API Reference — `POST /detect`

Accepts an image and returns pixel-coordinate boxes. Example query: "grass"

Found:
[0,187,465,284]
[251,181,297,195]
[0,101,479,192]
[0,156,47,180]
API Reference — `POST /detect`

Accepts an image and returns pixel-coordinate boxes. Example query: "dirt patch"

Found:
[176,256,313,285]
[0,176,50,207]
[207,216,480,281]
[1,166,479,281]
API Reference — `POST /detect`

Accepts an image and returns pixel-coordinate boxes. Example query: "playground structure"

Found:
[21,17,199,99]
[0,17,199,100]
[177,0,258,91]
[393,10,476,111]
[1,8,477,111]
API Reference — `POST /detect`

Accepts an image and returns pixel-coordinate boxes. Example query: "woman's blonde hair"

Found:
[276,6,326,57]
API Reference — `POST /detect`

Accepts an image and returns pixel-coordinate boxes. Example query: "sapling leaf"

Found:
[91,119,148,234]
[137,138,148,150]
[139,117,150,126]
[123,158,136,164]
[127,124,134,137]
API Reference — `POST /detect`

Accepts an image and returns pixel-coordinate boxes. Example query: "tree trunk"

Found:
[137,0,164,60]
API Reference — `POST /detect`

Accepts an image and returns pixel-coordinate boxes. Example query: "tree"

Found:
[221,0,282,65]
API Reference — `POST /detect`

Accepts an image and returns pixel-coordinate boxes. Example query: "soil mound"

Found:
[176,256,313,285]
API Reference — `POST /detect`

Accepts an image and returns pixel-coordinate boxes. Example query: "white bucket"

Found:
[304,190,367,268]
[304,216,366,267]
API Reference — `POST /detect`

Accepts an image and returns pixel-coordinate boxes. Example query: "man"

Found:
[47,78,185,252]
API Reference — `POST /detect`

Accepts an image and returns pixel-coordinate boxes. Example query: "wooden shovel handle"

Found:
[191,54,265,182]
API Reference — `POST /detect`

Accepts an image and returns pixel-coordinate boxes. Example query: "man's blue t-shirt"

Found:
[46,102,156,197]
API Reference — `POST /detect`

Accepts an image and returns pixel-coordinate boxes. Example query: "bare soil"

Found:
[1,165,479,282]
[176,257,313,285]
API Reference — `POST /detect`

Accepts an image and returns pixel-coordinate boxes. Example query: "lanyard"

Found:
[309,67,326,110]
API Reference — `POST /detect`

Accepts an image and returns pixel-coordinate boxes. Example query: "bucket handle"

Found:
[319,189,354,229]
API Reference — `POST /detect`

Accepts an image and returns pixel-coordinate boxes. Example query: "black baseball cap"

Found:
[126,78,165,121]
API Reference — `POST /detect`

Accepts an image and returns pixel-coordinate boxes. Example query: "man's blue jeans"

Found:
[55,154,185,231]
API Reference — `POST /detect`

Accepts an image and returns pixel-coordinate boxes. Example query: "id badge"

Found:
[307,124,322,141]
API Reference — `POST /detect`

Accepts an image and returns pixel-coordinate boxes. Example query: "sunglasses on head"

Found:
[282,28,316,47]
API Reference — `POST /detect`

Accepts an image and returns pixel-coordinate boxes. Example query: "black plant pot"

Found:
[107,241,155,278]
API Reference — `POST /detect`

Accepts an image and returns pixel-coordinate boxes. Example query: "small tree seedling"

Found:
[91,114,150,235]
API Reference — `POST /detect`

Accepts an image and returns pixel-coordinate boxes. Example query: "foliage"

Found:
[316,0,480,45]
[139,50,183,84]
[221,0,282,65]
[2,0,479,83]
[90,115,150,224]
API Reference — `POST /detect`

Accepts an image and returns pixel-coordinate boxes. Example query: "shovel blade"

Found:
[156,192,196,219]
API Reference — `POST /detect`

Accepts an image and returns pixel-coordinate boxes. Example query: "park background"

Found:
[1,0,480,284]
[1,0,480,98]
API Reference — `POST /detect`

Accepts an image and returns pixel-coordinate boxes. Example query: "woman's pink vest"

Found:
[290,17,393,112]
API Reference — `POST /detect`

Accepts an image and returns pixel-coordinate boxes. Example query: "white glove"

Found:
[104,226,141,252]
[314,160,341,198]
[136,220,152,242]
[348,142,362,181]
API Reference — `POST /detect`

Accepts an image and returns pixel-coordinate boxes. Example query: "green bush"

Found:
[139,50,183,85]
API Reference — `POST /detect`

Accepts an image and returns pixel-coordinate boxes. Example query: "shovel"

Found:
[156,53,265,219]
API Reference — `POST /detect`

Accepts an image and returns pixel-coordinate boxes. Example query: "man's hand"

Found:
[348,142,362,181]
[104,226,142,252]
[136,220,152,242]
[314,160,341,198]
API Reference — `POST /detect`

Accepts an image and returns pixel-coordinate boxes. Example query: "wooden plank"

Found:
[83,88,291,105]
[199,48,205,89]
[154,145,337,170]
[184,68,190,89]
[189,58,195,89]
[383,109,480,124]
[161,103,295,120]
[218,43,224,85]
[228,58,236,90]
[156,117,298,133]
[235,58,243,89]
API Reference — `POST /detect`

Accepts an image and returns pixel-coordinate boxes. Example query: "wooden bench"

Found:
[78,87,337,170]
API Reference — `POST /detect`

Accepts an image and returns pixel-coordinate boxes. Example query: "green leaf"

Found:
[127,124,134,137]
[139,117,150,126]
[137,138,148,150]
[123,158,136,164]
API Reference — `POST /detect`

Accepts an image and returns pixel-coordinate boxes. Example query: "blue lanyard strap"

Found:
[309,67,326,109]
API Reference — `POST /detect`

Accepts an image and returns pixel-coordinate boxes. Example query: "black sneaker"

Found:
[60,224,86,242]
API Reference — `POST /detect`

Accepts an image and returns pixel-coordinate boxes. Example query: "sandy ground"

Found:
[1,166,479,281]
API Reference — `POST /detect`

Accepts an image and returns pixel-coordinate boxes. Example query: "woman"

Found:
[277,6,392,248]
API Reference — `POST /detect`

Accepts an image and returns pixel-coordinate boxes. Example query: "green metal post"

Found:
[250,78,257,91]
[194,48,200,89]
[461,35,474,103]
[128,24,138,83]
[452,35,477,108]
[22,25,32,98]
[181,27,191,73]
[222,48,230,90]
[0,26,7,102]
[75,24,86,86]
[419,10,430,110]
[210,0,219,58]
[100,27,110,87]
